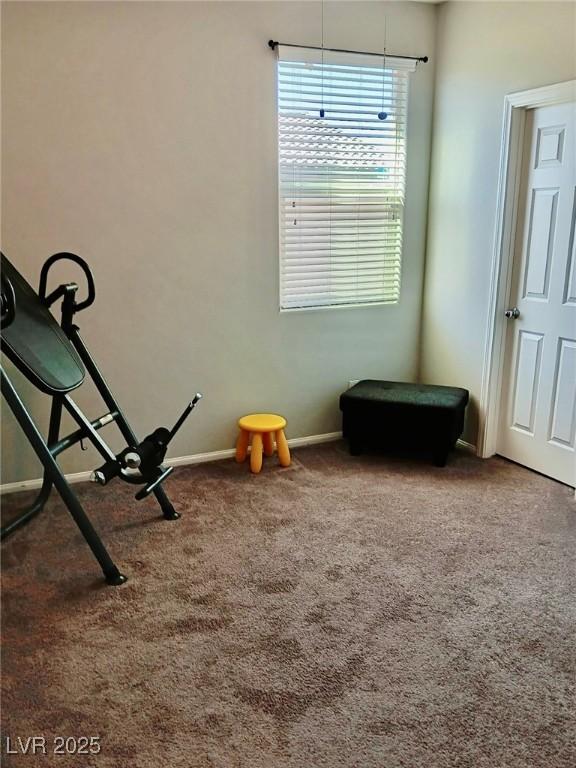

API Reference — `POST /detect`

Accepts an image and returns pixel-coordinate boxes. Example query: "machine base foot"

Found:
[105,570,128,586]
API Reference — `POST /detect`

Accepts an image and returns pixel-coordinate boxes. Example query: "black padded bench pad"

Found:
[339,379,469,464]
[1,254,85,395]
[341,380,468,410]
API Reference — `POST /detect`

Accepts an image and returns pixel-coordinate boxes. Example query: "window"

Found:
[276,47,415,310]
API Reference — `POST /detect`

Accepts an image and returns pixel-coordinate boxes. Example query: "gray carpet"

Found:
[1,442,575,767]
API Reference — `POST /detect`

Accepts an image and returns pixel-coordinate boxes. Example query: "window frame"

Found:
[275,47,415,313]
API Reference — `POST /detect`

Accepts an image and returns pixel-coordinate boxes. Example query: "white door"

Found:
[498,102,576,487]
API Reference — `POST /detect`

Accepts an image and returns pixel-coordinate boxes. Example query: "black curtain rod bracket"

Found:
[268,40,428,64]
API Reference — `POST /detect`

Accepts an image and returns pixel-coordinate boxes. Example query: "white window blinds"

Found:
[277,46,415,310]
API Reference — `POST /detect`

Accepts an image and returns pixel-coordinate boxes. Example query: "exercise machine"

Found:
[1,252,201,585]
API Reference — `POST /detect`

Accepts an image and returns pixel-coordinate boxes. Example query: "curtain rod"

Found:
[268,40,428,64]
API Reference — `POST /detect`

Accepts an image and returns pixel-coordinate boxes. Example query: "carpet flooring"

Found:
[1,443,575,768]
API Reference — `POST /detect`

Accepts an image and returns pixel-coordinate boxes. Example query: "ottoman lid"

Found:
[340,380,469,410]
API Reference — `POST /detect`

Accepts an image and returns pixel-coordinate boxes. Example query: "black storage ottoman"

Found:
[339,380,469,466]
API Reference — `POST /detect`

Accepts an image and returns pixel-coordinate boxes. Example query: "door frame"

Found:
[478,79,576,459]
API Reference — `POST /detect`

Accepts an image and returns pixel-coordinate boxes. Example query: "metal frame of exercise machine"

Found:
[1,252,201,585]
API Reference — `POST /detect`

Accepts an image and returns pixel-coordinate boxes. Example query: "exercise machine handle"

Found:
[39,252,96,311]
[168,393,202,443]
[1,273,16,329]
[126,393,203,471]
[91,393,202,496]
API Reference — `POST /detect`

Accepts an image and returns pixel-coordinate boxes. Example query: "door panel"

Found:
[535,124,565,167]
[523,189,557,299]
[565,190,576,304]
[498,102,576,486]
[549,338,576,448]
[511,331,543,433]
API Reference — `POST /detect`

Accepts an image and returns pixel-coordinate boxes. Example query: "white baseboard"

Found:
[0,431,343,495]
[456,439,477,454]
[275,431,342,449]
[0,433,480,496]
[0,470,94,496]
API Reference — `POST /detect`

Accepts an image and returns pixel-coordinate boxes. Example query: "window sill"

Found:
[279,300,399,314]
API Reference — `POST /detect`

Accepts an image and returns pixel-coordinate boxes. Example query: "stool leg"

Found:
[250,433,263,474]
[276,429,291,467]
[236,429,250,463]
[263,432,275,457]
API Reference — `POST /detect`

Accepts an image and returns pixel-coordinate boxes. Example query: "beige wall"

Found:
[1,1,436,483]
[421,1,576,445]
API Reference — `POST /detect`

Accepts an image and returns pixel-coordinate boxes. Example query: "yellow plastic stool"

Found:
[236,413,291,474]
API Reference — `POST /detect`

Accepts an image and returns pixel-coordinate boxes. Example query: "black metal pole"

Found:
[0,396,62,540]
[68,326,180,520]
[62,395,117,464]
[268,40,428,63]
[0,408,120,539]
[1,368,126,585]
[50,411,118,458]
